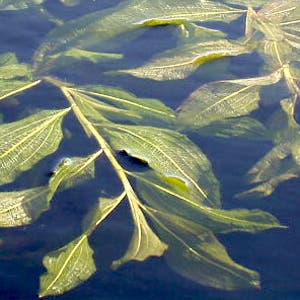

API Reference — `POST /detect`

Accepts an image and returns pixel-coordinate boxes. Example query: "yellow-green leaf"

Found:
[102,124,221,208]
[112,199,167,269]
[0,108,70,186]
[0,186,49,227]
[177,70,282,127]
[39,235,96,297]
[146,208,261,290]
[119,40,249,81]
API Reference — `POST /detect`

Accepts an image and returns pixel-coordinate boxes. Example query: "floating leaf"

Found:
[39,235,96,297]
[59,0,80,6]
[145,208,261,290]
[119,40,249,80]
[177,70,282,127]
[0,186,49,227]
[0,108,70,185]
[102,124,221,208]
[48,151,102,200]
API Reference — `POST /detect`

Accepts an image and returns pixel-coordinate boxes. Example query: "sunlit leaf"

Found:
[134,170,284,233]
[145,207,261,290]
[48,151,102,200]
[67,85,176,126]
[177,70,282,127]
[0,186,49,227]
[0,52,39,101]
[119,40,249,80]
[0,108,70,185]
[102,124,221,208]
[250,1,300,67]
[39,235,96,297]
[112,199,168,269]
[34,0,245,67]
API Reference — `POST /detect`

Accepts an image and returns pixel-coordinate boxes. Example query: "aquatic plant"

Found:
[0,0,298,297]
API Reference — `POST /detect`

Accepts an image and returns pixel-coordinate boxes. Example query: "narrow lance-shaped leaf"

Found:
[34,0,245,67]
[39,235,96,297]
[119,39,249,81]
[145,207,261,290]
[177,69,282,127]
[238,98,300,198]
[101,124,221,208]
[133,170,285,234]
[0,186,49,227]
[0,108,70,186]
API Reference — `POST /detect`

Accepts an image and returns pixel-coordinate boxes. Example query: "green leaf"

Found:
[34,0,245,67]
[238,99,300,198]
[249,1,300,67]
[0,186,49,227]
[0,108,70,186]
[67,85,176,126]
[102,124,221,208]
[0,52,40,101]
[40,49,123,73]
[181,116,270,139]
[177,70,282,127]
[134,170,285,234]
[112,199,168,269]
[145,208,261,290]
[119,39,249,81]
[0,0,44,10]
[48,151,102,200]
[39,235,96,297]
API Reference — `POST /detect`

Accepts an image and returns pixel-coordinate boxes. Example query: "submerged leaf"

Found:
[146,208,261,290]
[112,199,167,269]
[120,40,249,81]
[102,124,220,208]
[178,70,282,127]
[39,235,96,297]
[34,0,245,67]
[134,170,284,234]
[67,85,175,126]
[0,186,49,227]
[0,108,70,185]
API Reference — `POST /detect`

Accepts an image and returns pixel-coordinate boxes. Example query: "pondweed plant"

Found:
[0,0,299,297]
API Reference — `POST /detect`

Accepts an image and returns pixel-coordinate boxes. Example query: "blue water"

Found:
[0,1,300,299]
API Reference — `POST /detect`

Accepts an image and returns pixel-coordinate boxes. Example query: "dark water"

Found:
[0,1,300,299]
